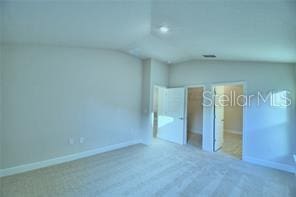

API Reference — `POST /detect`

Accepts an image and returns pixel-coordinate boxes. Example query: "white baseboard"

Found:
[244,156,296,174]
[224,129,242,135]
[0,140,142,178]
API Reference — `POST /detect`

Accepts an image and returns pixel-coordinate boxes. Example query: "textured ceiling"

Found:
[1,0,296,63]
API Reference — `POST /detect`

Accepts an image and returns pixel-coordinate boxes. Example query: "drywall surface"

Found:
[187,88,203,135]
[0,46,2,170]
[150,59,169,88]
[141,59,152,144]
[150,59,169,113]
[0,3,4,170]
[170,60,296,167]
[1,45,143,168]
[294,64,296,155]
[224,85,243,134]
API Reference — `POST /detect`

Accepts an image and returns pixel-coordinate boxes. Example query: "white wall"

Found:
[0,46,3,169]
[224,85,243,134]
[169,60,296,167]
[293,64,296,155]
[187,88,203,135]
[1,45,143,169]
[141,59,152,144]
[0,3,4,170]
[150,59,169,88]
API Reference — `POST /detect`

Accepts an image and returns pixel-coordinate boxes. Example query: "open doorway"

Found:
[213,83,244,159]
[186,87,204,149]
[152,86,185,144]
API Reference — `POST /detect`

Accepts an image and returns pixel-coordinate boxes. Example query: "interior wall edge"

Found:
[0,139,143,178]
[0,42,144,61]
[244,156,296,174]
[0,46,3,170]
[171,58,296,67]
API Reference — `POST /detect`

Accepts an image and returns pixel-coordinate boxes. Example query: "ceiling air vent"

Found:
[203,54,216,58]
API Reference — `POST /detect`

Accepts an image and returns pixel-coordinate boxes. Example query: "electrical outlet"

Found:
[80,137,85,144]
[69,138,74,145]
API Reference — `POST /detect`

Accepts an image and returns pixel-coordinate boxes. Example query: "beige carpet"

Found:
[187,132,242,159]
[187,132,202,149]
[1,139,295,197]
[220,132,242,159]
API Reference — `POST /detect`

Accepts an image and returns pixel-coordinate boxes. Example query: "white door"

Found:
[157,88,185,144]
[214,86,225,151]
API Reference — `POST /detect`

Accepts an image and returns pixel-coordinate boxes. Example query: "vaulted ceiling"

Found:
[1,0,296,63]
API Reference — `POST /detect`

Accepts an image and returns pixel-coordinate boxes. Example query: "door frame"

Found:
[184,84,206,146]
[213,86,225,151]
[211,81,247,159]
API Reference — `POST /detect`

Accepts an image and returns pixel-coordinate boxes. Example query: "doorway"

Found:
[213,83,244,159]
[186,87,204,149]
[152,86,186,145]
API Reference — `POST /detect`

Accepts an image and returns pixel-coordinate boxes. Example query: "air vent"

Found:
[203,54,216,58]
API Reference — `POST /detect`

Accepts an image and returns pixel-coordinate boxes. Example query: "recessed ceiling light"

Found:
[159,25,169,34]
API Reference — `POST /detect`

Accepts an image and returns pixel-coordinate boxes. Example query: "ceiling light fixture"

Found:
[159,25,169,34]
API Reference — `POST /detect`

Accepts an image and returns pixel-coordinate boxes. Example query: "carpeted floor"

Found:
[187,132,242,159]
[187,132,202,149]
[1,139,295,197]
[220,132,242,159]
